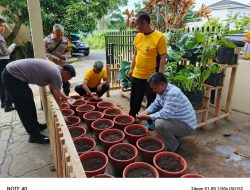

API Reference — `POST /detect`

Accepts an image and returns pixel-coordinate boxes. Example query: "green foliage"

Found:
[216,37,236,48]
[82,31,106,50]
[185,5,202,23]
[202,18,222,29]
[106,13,126,30]
[117,60,131,89]
[224,12,250,31]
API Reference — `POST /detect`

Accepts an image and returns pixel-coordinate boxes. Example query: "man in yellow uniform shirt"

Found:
[75,61,109,99]
[129,11,167,129]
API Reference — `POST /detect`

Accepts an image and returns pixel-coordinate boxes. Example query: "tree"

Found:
[0,0,128,44]
[107,12,126,30]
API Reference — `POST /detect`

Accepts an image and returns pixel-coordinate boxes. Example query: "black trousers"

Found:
[0,59,13,106]
[1,69,41,137]
[75,83,109,97]
[129,77,156,118]
[63,81,70,96]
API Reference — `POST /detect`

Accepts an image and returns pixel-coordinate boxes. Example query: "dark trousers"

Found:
[75,83,109,97]
[0,59,13,106]
[2,69,40,137]
[63,81,70,96]
[129,77,156,118]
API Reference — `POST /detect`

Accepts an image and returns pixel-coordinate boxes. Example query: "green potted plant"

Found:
[117,60,131,90]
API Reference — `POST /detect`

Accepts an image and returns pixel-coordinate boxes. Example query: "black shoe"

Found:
[4,105,16,112]
[38,123,47,131]
[1,103,5,108]
[29,134,50,144]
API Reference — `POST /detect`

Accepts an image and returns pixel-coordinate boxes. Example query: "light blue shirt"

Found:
[147,84,197,130]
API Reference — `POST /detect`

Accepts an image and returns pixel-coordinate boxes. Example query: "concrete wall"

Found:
[221,60,250,114]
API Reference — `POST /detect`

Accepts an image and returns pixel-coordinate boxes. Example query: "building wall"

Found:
[221,60,250,114]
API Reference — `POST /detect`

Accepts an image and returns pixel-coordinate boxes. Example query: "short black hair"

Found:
[0,18,6,24]
[63,64,76,77]
[148,72,168,85]
[136,11,150,24]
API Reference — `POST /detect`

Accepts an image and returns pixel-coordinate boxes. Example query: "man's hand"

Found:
[136,114,150,121]
[129,69,133,78]
[97,84,102,92]
[91,94,100,101]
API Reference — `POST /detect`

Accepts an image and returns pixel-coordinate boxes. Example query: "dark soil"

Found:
[102,133,122,142]
[95,121,112,129]
[66,120,78,126]
[70,128,84,138]
[89,99,101,102]
[116,118,131,124]
[99,103,111,108]
[73,101,85,106]
[62,111,72,116]
[79,107,93,111]
[106,110,120,115]
[75,141,93,152]
[156,156,183,172]
[126,167,155,178]
[111,146,134,160]
[81,157,105,171]
[127,128,145,135]
[139,139,162,151]
[87,114,102,119]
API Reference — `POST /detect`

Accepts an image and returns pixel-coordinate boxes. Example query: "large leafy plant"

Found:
[117,60,131,89]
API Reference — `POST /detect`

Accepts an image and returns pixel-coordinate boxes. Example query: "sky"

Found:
[120,0,249,11]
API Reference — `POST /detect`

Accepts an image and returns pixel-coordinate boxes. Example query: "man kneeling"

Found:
[75,61,109,99]
[136,72,197,152]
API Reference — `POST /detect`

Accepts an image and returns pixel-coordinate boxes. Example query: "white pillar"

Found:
[27,0,46,59]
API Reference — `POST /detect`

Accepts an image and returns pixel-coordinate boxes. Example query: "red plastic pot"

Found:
[65,116,81,127]
[68,126,86,140]
[79,151,109,178]
[136,136,165,163]
[99,129,125,151]
[62,109,74,117]
[124,124,148,145]
[73,137,96,155]
[91,118,114,139]
[91,174,114,178]
[83,111,104,130]
[97,101,115,112]
[62,102,70,109]
[153,151,187,177]
[108,143,138,175]
[113,114,135,130]
[123,162,159,178]
[181,173,204,178]
[76,104,95,121]
[103,107,122,120]
[69,99,87,111]
[87,98,103,109]
[70,95,83,100]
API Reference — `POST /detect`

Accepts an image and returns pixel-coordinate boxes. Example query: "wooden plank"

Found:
[197,112,230,128]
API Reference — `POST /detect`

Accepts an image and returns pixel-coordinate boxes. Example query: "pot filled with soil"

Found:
[82,94,93,100]
[136,136,165,163]
[113,115,135,130]
[68,126,86,140]
[65,116,81,128]
[87,98,103,109]
[79,151,109,177]
[69,99,87,111]
[97,101,115,112]
[83,111,104,131]
[62,109,74,117]
[73,137,96,155]
[99,129,125,151]
[91,118,114,139]
[108,143,138,176]
[181,173,204,178]
[103,107,122,120]
[76,104,95,121]
[123,162,159,178]
[153,151,187,177]
[62,102,70,109]
[91,174,114,178]
[70,95,83,100]
[124,124,148,145]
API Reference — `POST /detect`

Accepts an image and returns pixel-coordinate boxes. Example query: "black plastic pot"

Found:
[217,47,235,65]
[184,91,204,110]
[205,73,224,87]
